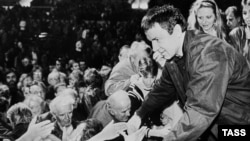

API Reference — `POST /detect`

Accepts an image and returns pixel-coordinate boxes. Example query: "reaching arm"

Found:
[163,46,232,141]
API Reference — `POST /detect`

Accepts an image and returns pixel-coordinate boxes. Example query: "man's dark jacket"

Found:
[137,30,250,141]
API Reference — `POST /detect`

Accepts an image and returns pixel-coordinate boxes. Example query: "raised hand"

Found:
[17,116,55,141]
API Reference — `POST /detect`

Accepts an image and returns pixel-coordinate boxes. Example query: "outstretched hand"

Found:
[99,120,127,140]
[127,113,141,135]
[17,116,55,141]
[120,126,147,141]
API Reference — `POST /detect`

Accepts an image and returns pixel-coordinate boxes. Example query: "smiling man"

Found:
[128,4,250,141]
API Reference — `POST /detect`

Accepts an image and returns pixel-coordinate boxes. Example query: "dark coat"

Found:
[137,30,250,141]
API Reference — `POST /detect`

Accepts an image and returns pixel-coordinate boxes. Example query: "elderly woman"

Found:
[23,94,48,117]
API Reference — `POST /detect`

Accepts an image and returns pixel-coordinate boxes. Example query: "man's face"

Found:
[111,101,131,122]
[226,12,239,30]
[145,23,180,60]
[72,63,80,71]
[118,48,129,62]
[6,72,17,86]
[55,61,62,71]
[79,61,86,71]
[33,70,42,81]
[22,58,30,67]
[55,104,73,127]
[243,5,250,27]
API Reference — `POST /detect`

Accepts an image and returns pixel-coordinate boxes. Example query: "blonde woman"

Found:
[188,0,227,40]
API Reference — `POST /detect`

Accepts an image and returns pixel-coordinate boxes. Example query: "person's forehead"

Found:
[197,7,214,16]
[56,104,73,114]
[7,72,16,77]
[30,85,42,91]
[145,23,169,41]
[243,5,250,12]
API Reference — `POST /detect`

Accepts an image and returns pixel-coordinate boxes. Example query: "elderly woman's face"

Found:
[29,101,43,116]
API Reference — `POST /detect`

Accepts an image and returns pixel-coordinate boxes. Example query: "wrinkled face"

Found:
[145,23,180,60]
[243,5,250,27]
[55,104,73,127]
[29,101,42,116]
[111,101,131,122]
[29,85,45,100]
[226,12,239,30]
[197,7,216,32]
[6,72,17,86]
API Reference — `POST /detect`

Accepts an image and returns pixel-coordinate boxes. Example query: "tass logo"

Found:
[218,125,250,141]
[221,129,246,136]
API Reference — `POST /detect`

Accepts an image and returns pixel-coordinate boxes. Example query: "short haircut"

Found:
[225,6,241,18]
[141,4,187,34]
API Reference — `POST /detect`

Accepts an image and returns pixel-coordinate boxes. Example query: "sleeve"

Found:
[104,68,134,97]
[164,46,231,141]
[136,63,177,118]
[228,28,244,53]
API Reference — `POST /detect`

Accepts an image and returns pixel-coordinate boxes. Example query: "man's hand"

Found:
[18,116,55,141]
[130,74,141,84]
[153,51,167,68]
[98,120,127,140]
[62,125,84,141]
[120,126,147,141]
[127,113,141,135]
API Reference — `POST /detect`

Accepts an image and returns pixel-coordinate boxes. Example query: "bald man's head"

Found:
[107,90,131,122]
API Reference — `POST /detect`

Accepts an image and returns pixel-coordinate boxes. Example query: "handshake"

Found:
[89,113,145,141]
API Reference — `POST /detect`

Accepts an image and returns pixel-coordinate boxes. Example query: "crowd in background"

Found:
[0,0,249,141]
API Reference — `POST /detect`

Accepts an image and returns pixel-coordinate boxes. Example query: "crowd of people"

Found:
[1,0,250,141]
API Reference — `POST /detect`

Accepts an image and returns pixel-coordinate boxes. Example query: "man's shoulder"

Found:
[90,100,107,113]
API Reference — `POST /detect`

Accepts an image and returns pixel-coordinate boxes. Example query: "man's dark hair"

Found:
[141,4,187,35]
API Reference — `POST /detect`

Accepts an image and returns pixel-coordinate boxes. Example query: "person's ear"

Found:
[173,24,183,37]
[107,103,115,115]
